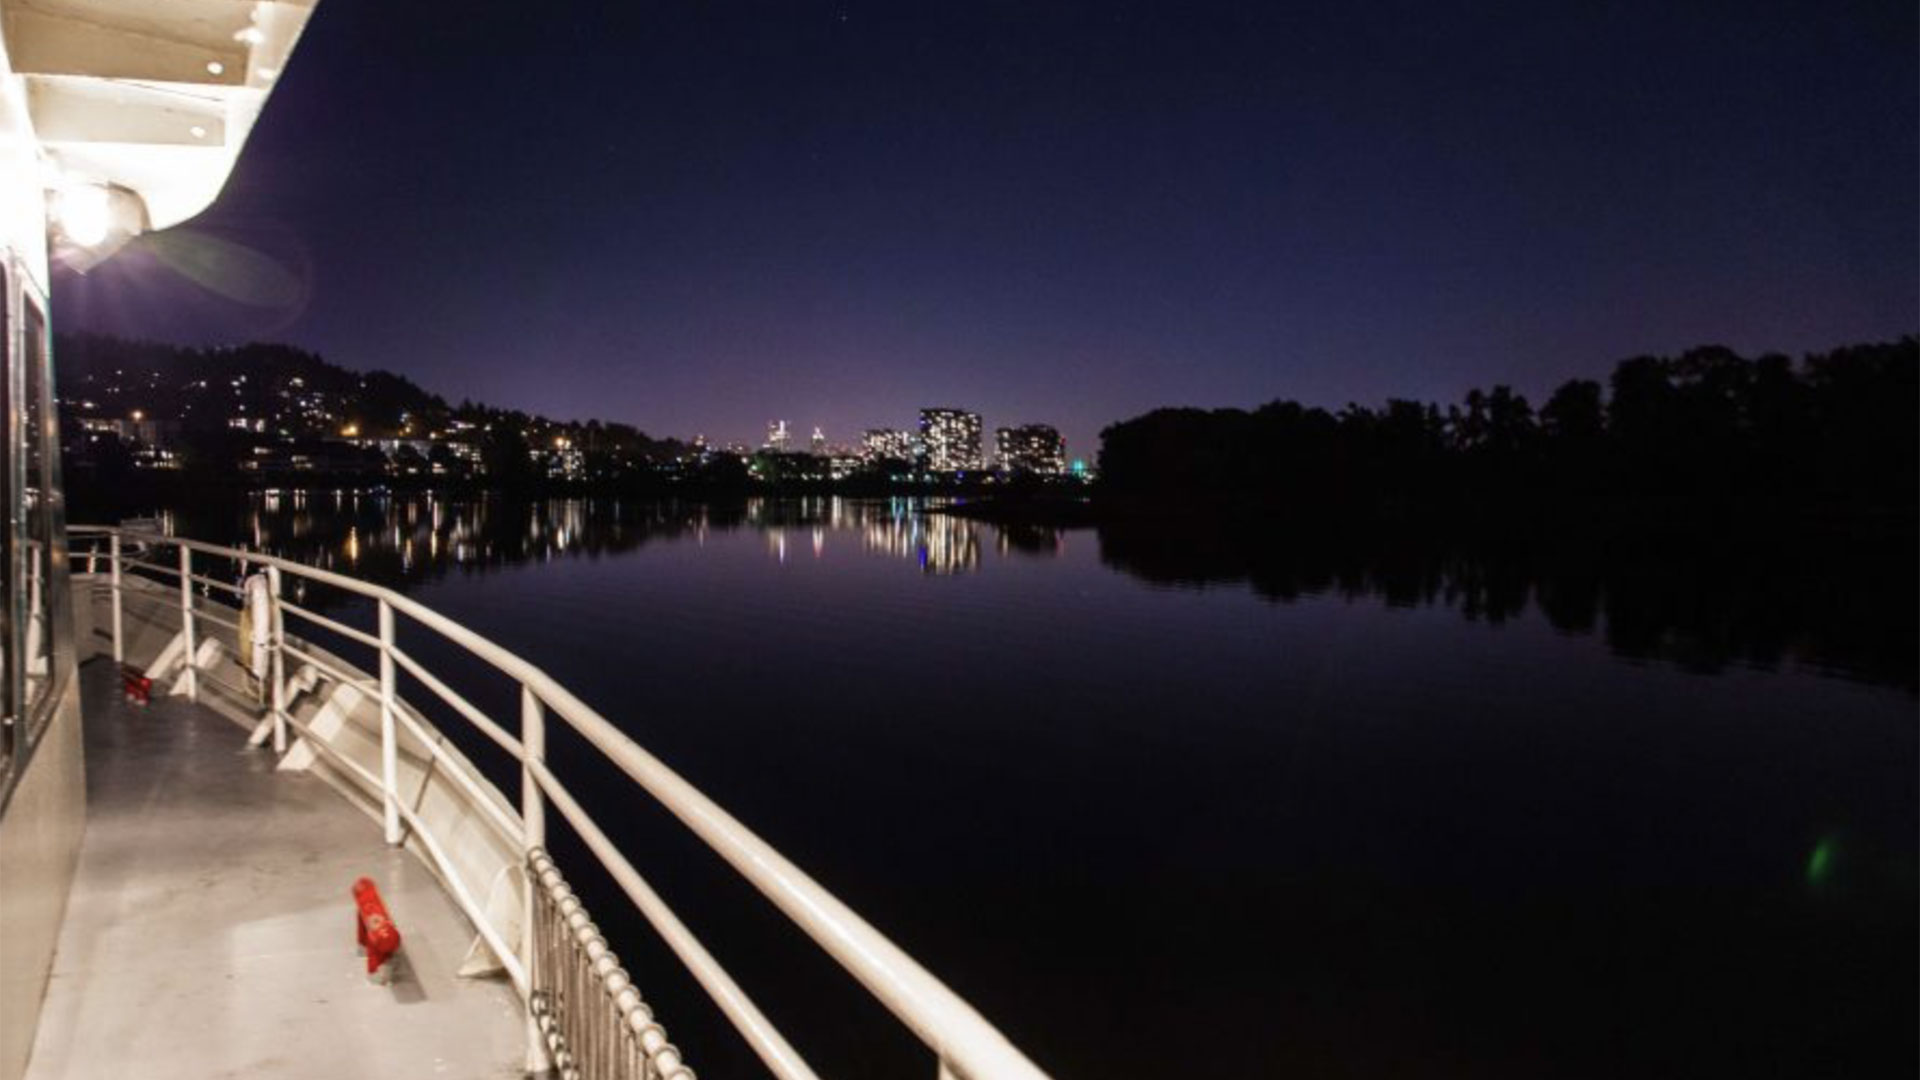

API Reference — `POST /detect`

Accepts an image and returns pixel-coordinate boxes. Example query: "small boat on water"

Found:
[0,4,1044,1077]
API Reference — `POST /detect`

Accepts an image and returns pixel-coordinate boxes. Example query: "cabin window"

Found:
[18,298,58,734]
[2,279,68,793]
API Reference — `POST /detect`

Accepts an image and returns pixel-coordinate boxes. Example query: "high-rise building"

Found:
[918,408,982,472]
[859,428,918,462]
[765,420,789,451]
[995,424,1067,475]
[810,426,827,456]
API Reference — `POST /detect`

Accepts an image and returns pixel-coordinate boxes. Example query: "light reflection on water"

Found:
[151,491,1916,692]
[195,492,1000,577]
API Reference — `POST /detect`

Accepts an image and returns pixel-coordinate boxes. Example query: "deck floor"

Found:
[25,660,525,1079]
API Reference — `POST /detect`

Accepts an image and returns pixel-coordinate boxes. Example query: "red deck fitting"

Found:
[120,665,150,705]
[352,877,402,979]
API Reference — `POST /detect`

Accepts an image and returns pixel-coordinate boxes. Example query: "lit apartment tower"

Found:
[918,408,982,472]
[994,424,1067,475]
[810,426,827,456]
[859,428,918,462]
[765,419,790,451]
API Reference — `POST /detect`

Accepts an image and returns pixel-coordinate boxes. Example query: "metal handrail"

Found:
[530,846,696,1080]
[69,524,1047,1080]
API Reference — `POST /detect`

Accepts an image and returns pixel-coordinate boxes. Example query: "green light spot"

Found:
[1806,838,1836,887]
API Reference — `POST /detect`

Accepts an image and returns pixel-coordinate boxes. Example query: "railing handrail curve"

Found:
[68,524,1047,1080]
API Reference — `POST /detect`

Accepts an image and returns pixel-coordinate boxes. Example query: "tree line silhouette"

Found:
[1097,338,1917,511]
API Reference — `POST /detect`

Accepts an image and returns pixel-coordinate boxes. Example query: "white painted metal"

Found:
[8,0,324,232]
[68,525,1051,1080]
[107,532,122,663]
[267,564,287,752]
[529,848,695,1080]
[176,544,195,702]
[532,697,1044,1080]
[377,598,400,846]
[277,596,381,647]
[387,642,523,757]
[520,685,548,1074]
[390,703,522,842]
[257,683,531,997]
[530,757,823,1080]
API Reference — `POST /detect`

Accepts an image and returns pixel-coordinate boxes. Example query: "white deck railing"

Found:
[69,524,1047,1080]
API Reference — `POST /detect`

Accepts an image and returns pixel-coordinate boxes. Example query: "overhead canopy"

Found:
[2,0,319,229]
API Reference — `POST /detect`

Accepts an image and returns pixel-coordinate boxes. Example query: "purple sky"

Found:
[55,1,1918,457]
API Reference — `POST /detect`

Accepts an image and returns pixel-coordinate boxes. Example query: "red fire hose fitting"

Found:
[352,877,402,978]
[120,665,150,705]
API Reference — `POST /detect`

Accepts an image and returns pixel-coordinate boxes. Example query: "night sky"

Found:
[55,1,1918,456]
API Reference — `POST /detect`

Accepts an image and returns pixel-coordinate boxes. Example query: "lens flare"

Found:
[142,229,306,308]
[54,184,112,247]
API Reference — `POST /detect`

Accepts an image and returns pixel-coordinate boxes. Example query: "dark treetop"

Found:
[1097,338,1918,512]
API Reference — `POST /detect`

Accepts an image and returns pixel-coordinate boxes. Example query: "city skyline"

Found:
[54,331,1108,482]
[45,2,1917,461]
[53,329,1914,497]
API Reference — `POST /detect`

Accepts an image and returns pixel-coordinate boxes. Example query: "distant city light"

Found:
[860,427,917,463]
[919,408,982,472]
[995,424,1066,475]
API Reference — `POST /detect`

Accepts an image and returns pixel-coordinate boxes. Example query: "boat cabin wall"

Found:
[0,31,83,1080]
[0,27,49,295]
[0,676,80,1080]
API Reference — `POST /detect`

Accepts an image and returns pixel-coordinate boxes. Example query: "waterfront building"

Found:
[547,435,585,480]
[994,424,1066,475]
[76,413,174,449]
[918,408,982,473]
[860,427,918,463]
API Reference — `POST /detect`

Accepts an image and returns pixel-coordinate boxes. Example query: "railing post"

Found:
[520,683,548,1075]
[521,685,546,849]
[178,544,197,702]
[378,598,400,845]
[267,565,288,753]
[108,532,124,665]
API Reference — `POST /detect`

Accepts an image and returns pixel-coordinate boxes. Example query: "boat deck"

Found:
[25,659,525,1080]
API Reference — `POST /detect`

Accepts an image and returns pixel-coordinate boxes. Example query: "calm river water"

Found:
[130,492,1915,1078]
